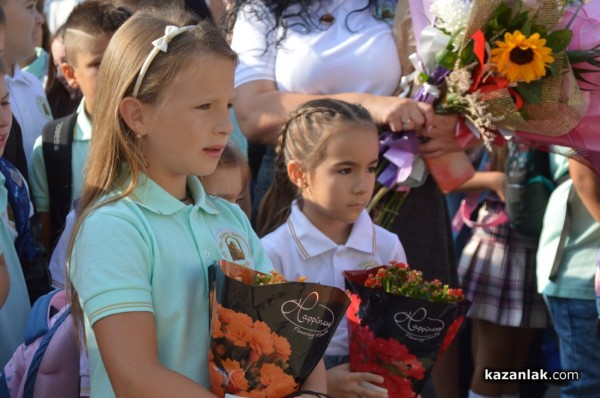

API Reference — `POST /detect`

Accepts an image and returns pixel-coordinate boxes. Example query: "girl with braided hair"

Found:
[259,98,407,398]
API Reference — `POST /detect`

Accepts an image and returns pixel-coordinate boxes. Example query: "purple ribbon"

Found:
[377,132,420,190]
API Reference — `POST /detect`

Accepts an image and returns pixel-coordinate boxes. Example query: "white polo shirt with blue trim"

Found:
[261,201,407,356]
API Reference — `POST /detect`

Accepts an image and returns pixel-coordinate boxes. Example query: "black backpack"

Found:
[504,142,555,237]
[41,113,77,248]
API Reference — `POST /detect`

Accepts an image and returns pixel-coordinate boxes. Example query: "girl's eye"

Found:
[227,103,234,110]
[338,168,351,175]
[368,166,377,173]
[196,103,211,110]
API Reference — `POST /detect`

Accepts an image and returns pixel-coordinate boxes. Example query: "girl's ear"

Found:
[119,96,147,137]
[287,160,307,190]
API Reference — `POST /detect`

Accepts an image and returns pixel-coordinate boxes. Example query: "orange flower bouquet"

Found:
[208,261,350,398]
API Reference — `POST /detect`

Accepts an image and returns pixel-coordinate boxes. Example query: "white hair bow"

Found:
[132,25,196,97]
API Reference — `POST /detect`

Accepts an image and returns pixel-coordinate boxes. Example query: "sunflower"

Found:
[491,30,554,83]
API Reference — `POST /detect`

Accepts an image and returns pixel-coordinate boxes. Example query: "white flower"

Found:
[430,0,471,46]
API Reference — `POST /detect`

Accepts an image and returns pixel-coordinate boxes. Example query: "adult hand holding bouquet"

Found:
[344,262,470,397]
[209,261,350,398]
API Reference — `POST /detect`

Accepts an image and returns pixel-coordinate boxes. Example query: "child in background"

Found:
[456,146,549,398]
[1,0,46,179]
[20,0,50,83]
[3,0,50,165]
[259,98,407,398]
[29,0,132,251]
[67,7,325,397]
[45,24,83,119]
[0,54,33,365]
[200,143,251,219]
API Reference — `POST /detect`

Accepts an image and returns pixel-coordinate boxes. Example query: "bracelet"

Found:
[285,390,333,398]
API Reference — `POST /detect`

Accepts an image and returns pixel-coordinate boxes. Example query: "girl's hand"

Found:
[327,364,388,398]
[365,96,434,133]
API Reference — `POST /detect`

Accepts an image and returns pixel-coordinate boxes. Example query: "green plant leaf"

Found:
[546,29,573,53]
[519,18,532,36]
[436,48,458,70]
[515,80,543,104]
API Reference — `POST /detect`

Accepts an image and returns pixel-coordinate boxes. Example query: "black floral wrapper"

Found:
[344,268,470,397]
[208,260,350,398]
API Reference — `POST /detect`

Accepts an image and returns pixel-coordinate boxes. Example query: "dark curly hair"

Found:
[224,0,381,47]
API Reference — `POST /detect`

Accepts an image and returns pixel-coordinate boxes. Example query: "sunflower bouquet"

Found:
[406,0,595,150]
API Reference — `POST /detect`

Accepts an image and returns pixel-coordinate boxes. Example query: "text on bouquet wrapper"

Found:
[281,292,334,338]
[394,307,445,342]
[484,369,580,382]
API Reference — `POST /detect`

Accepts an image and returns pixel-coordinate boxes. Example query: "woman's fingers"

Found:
[388,100,434,132]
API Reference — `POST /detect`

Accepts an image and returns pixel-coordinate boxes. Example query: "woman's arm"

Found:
[93,312,216,398]
[234,80,434,145]
[569,158,600,223]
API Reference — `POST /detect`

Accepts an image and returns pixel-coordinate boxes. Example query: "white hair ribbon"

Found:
[132,25,196,97]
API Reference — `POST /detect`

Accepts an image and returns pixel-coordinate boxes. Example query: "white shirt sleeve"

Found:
[230,3,278,88]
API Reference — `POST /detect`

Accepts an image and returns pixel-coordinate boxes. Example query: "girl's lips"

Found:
[203,146,225,158]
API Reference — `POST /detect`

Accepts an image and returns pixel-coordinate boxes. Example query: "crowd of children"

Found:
[0,1,599,398]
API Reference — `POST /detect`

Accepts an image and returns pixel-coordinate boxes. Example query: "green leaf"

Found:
[459,41,476,65]
[419,72,429,83]
[510,10,530,32]
[515,80,543,104]
[520,18,531,36]
[546,29,573,53]
[547,62,557,76]
[530,24,547,38]
[436,49,458,70]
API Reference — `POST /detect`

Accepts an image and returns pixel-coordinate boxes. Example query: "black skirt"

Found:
[390,176,459,287]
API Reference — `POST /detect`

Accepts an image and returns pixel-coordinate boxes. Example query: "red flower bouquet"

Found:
[344,261,470,397]
[209,261,350,398]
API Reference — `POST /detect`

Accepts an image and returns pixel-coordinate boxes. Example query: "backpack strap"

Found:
[41,113,77,245]
[23,290,64,345]
[22,307,72,398]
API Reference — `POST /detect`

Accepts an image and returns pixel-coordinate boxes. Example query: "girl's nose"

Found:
[35,9,45,26]
[218,110,235,136]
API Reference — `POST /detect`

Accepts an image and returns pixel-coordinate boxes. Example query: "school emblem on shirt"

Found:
[357,260,379,270]
[36,96,53,120]
[217,229,252,268]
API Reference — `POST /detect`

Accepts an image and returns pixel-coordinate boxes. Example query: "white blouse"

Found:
[231,0,402,96]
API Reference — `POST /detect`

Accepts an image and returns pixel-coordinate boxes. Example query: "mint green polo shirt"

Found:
[537,154,600,300]
[0,171,31,366]
[29,98,92,212]
[69,174,272,397]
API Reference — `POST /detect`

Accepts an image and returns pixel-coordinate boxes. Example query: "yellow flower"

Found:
[491,30,554,83]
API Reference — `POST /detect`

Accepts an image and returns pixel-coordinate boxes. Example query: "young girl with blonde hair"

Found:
[259,98,407,398]
[67,7,325,397]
